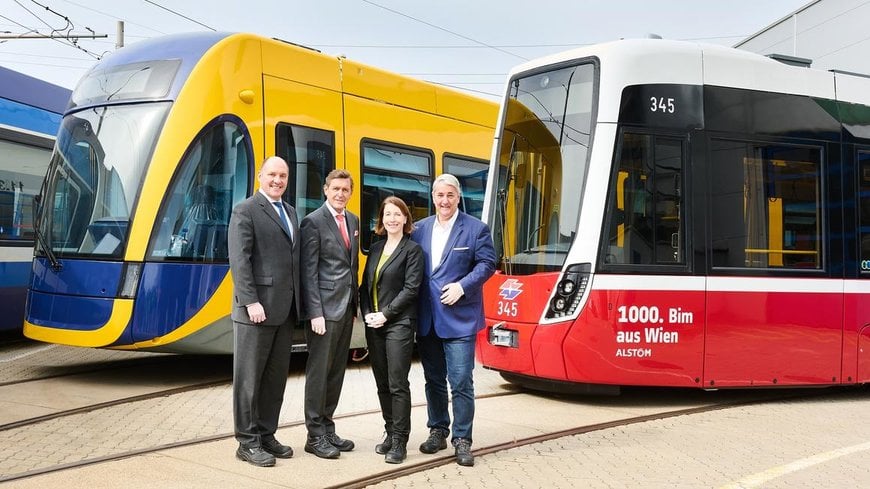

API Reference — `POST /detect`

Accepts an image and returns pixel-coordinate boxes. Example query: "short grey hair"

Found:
[432,173,462,196]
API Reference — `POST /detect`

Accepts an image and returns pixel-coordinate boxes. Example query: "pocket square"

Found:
[453,246,469,251]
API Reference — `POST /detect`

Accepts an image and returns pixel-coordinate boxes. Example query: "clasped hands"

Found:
[364,312,387,328]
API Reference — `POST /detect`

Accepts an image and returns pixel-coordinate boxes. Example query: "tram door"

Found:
[703,140,842,387]
[264,68,344,346]
[602,132,705,387]
[263,75,343,221]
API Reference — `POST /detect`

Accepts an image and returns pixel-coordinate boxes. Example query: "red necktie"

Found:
[336,214,350,249]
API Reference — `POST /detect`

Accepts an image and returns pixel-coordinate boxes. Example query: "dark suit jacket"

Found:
[228,192,301,325]
[300,204,360,321]
[359,235,424,325]
[411,212,496,338]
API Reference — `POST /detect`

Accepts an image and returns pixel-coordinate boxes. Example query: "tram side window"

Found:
[0,139,52,241]
[443,155,488,220]
[858,151,870,270]
[276,124,335,221]
[602,133,685,267]
[710,140,821,269]
[148,119,251,261]
[361,142,432,252]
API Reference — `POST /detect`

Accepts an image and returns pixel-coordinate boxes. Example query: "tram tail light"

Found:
[545,263,590,319]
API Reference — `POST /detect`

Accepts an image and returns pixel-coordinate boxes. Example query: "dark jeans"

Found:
[365,321,414,438]
[303,306,354,438]
[416,331,476,442]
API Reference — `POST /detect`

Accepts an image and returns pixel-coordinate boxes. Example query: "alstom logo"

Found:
[498,279,524,301]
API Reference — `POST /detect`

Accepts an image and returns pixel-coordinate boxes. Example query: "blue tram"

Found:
[0,66,70,333]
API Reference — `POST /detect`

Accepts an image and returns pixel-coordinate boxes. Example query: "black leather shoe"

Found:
[385,435,407,464]
[419,428,448,454]
[262,438,293,458]
[304,436,340,459]
[324,432,355,451]
[375,432,392,455]
[453,438,474,467]
[236,445,276,467]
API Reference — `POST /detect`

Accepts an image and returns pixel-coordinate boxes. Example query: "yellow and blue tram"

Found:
[24,32,497,353]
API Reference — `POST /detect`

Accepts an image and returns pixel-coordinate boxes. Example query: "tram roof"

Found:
[506,38,870,107]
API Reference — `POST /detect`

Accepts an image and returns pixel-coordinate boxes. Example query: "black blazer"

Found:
[359,235,424,325]
[228,192,300,325]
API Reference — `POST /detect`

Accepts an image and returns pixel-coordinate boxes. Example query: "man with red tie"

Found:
[300,169,360,459]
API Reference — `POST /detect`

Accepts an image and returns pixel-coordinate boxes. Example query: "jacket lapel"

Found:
[257,193,293,243]
[376,236,406,285]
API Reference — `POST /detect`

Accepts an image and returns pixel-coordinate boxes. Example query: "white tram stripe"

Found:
[592,275,705,291]
[718,440,870,489]
[591,275,870,294]
[706,276,842,293]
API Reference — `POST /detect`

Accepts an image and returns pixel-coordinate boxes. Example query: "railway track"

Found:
[0,385,826,485]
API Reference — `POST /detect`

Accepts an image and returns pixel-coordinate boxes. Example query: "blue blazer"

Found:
[411,212,496,338]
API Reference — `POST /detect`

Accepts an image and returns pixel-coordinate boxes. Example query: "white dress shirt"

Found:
[430,211,458,272]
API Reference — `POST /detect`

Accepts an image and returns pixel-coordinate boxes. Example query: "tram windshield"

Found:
[36,102,170,258]
[490,62,596,274]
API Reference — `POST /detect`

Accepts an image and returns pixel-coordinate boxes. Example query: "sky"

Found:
[0,0,811,100]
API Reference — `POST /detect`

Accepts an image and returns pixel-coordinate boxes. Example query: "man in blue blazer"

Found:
[411,173,496,467]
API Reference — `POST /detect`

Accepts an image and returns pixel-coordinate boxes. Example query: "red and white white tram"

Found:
[478,39,870,393]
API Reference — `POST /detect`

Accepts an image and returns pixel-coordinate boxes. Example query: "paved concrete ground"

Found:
[1,342,869,488]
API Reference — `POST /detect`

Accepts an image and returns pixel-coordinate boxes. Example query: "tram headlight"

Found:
[545,263,591,320]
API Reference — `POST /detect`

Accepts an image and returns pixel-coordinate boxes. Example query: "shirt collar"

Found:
[325,201,344,218]
[435,210,459,231]
[258,188,282,204]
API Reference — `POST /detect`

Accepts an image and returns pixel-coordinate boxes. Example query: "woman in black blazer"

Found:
[359,196,424,464]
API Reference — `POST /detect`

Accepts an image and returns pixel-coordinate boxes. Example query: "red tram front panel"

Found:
[481,273,857,389]
[562,276,705,387]
[480,274,706,387]
[478,272,564,378]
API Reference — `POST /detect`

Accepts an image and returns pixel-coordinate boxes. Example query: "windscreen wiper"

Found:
[32,195,62,271]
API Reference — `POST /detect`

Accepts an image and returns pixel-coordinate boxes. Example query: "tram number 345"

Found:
[649,96,675,114]
[497,301,518,317]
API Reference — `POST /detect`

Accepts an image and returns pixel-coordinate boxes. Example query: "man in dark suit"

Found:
[228,156,300,467]
[300,169,360,459]
[411,173,496,467]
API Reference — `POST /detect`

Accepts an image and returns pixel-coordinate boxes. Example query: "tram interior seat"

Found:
[182,184,227,260]
[186,219,228,260]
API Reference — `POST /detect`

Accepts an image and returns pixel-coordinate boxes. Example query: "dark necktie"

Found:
[272,201,293,241]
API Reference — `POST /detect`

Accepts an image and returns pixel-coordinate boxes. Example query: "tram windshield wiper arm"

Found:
[32,195,62,271]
